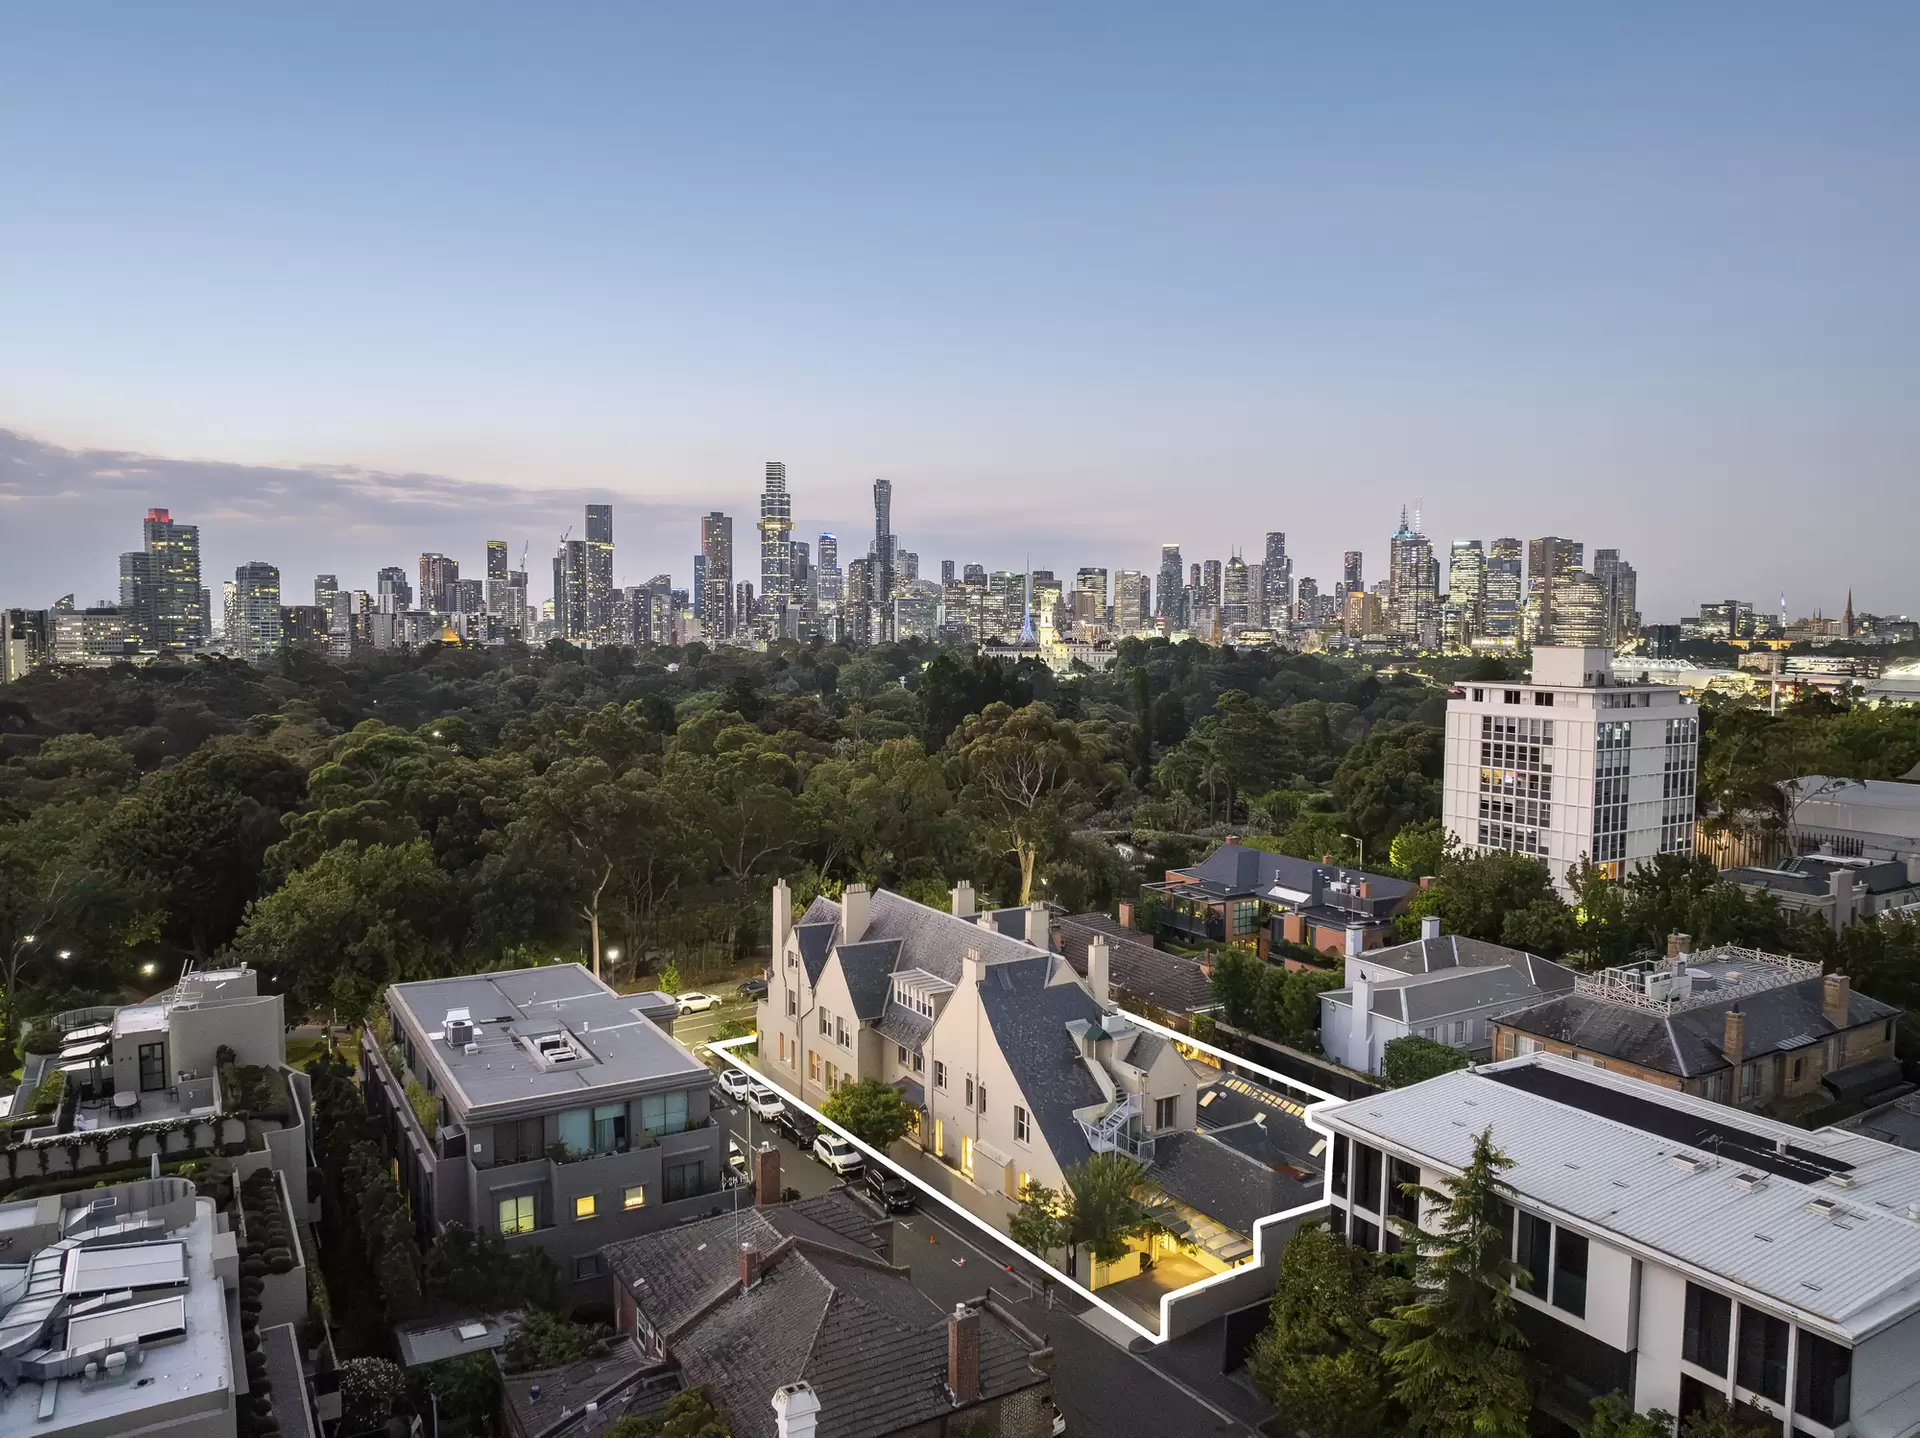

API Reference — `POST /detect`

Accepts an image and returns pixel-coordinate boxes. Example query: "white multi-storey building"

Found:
[1317,1053,1920,1436]
[1443,645,1699,893]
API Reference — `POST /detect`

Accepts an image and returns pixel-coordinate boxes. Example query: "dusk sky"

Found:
[3,5,1915,618]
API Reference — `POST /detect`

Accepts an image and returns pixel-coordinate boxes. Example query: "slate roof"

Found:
[1196,1080,1325,1171]
[1170,843,1415,906]
[1055,915,1215,1015]
[872,1005,933,1051]
[501,1335,681,1438]
[1499,976,1901,1079]
[1145,1130,1322,1240]
[795,913,839,985]
[1325,959,1576,1025]
[974,956,1108,1168]
[803,891,1049,988]
[835,939,903,1020]
[600,1194,1045,1438]
[1359,933,1566,979]
[1123,1032,1168,1073]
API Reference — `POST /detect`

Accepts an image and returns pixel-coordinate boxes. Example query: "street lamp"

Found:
[57,950,71,961]
[140,962,157,977]
[606,947,621,974]
[1341,834,1365,870]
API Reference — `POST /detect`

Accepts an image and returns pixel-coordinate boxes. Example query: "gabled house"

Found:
[601,1191,1057,1438]
[755,880,1198,1202]
[1146,841,1416,953]
[1491,941,1903,1112]
[1318,919,1578,1074]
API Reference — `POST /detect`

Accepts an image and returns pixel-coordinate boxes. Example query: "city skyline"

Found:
[0,426,1900,624]
[4,7,1916,618]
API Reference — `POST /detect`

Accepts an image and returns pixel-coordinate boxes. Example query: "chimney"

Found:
[842,883,871,943]
[1723,1008,1747,1067]
[1026,901,1049,947]
[1666,932,1692,959]
[950,880,976,919]
[754,1141,782,1206]
[771,1382,822,1438]
[947,1303,981,1406]
[1357,880,1372,900]
[1419,874,1435,889]
[962,947,984,992]
[1823,973,1851,1029]
[1345,923,1365,959]
[772,878,793,960]
[1420,915,1441,942]
[740,1241,765,1291]
[1828,867,1859,933]
[1322,852,1334,864]
[1088,938,1111,1007]
[1117,900,1135,931]
[1908,853,1920,886]
[1351,973,1372,1070]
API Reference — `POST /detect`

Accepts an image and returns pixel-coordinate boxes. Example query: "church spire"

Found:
[1844,589,1854,638]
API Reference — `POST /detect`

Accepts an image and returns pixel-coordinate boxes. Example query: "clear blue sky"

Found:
[3,4,1915,618]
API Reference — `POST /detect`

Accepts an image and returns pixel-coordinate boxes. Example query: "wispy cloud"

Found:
[0,428,697,607]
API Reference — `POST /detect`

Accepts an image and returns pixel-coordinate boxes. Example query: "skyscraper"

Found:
[1483,539,1522,638]
[1592,549,1639,646]
[871,478,895,642]
[117,550,152,647]
[1155,544,1184,627]
[1112,571,1147,634]
[123,508,205,653]
[419,553,459,612]
[814,532,843,640]
[700,512,733,639]
[1445,540,1485,647]
[1222,556,1250,628]
[1073,568,1108,631]
[940,560,955,586]
[377,566,413,615]
[1342,550,1364,597]
[315,574,339,612]
[1388,507,1437,639]
[757,462,792,638]
[1525,536,1583,643]
[1262,533,1291,628]
[553,540,589,641]
[233,562,283,662]
[582,504,615,643]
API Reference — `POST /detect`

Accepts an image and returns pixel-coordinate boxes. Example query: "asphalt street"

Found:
[669,994,759,1051]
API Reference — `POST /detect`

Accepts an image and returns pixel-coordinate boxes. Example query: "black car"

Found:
[864,1164,916,1213]
[737,977,769,999]
[775,1108,820,1148]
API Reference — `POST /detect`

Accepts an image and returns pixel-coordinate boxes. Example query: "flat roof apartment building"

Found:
[1443,645,1699,894]
[363,965,727,1292]
[1318,1055,1920,1436]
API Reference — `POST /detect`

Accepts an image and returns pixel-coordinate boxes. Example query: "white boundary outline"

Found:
[707,1005,1340,1344]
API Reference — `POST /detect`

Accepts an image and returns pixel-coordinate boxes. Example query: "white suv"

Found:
[717,1069,753,1101]
[746,1085,786,1121]
[813,1134,863,1176]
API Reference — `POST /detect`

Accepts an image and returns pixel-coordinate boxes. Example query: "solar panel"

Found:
[1486,1064,1853,1186]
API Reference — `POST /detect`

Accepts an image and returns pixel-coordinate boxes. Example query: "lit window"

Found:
[574,1194,597,1220]
[961,1135,974,1178]
[497,1193,535,1236]
[623,1185,645,1210]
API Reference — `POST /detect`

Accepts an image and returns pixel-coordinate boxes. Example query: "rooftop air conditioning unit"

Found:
[1643,970,1674,1003]
[446,1018,474,1049]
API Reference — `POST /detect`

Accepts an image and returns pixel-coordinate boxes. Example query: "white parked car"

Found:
[676,991,721,1014]
[746,1085,786,1120]
[718,1069,753,1100]
[728,1138,748,1176]
[813,1133,863,1176]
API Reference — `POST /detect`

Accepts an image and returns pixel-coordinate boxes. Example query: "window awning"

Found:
[889,1076,926,1109]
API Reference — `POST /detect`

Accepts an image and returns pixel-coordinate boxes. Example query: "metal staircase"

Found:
[1079,1091,1155,1163]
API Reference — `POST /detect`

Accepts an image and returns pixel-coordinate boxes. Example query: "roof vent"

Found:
[1671,1152,1709,1174]
[1732,1170,1768,1192]
[1825,1172,1855,1189]
[1805,1197,1845,1221]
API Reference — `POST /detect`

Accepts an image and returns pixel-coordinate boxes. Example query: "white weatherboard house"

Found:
[1316,1052,1920,1436]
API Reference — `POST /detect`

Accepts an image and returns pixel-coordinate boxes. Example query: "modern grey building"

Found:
[363,965,728,1292]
